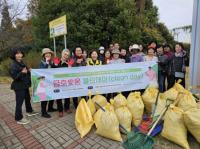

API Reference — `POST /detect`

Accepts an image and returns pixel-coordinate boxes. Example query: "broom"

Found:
[123,92,184,149]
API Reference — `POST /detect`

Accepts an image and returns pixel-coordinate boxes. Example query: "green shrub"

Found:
[23,51,41,68]
[0,58,12,76]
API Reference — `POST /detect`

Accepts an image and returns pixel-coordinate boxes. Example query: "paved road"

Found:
[0,84,199,149]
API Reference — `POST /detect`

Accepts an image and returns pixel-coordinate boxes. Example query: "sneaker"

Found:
[59,112,63,117]
[48,108,57,112]
[26,111,39,117]
[41,113,51,118]
[17,118,30,125]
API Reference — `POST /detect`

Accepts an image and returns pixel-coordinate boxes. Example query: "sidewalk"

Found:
[0,84,199,149]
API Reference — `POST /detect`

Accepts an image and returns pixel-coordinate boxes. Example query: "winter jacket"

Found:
[130,54,144,62]
[120,55,130,63]
[39,59,54,69]
[72,56,86,67]
[157,53,168,73]
[168,50,187,75]
[10,60,31,90]
[87,58,102,66]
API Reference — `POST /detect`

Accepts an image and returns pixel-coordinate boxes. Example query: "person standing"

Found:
[72,47,86,107]
[138,44,146,58]
[82,50,88,62]
[129,44,144,62]
[120,48,130,63]
[163,44,174,89]
[144,48,158,62]
[168,43,187,88]
[114,43,120,50]
[109,43,114,53]
[148,41,157,51]
[108,49,125,99]
[157,45,168,92]
[109,49,125,64]
[53,49,74,117]
[10,48,38,124]
[103,50,112,65]
[98,46,105,62]
[39,48,57,118]
[87,50,102,66]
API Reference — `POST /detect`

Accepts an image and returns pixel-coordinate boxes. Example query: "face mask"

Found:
[100,50,104,54]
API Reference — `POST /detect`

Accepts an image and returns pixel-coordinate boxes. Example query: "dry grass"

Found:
[0,76,12,84]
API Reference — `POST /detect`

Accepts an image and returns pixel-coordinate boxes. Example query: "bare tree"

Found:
[0,0,29,23]
[27,0,39,17]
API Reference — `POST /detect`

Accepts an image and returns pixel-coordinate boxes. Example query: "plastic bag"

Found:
[115,106,132,132]
[154,93,167,117]
[75,99,94,138]
[142,86,159,113]
[177,90,197,111]
[113,93,127,109]
[94,108,103,128]
[87,98,96,116]
[184,108,200,143]
[127,92,144,126]
[92,94,107,110]
[172,80,185,93]
[93,103,112,128]
[164,88,178,101]
[197,102,200,109]
[95,104,122,142]
[161,105,189,149]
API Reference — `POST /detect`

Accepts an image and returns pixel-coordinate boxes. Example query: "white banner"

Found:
[31,61,158,102]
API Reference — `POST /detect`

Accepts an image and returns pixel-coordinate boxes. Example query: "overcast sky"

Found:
[1,0,193,30]
[11,0,194,30]
[153,0,193,29]
[153,0,193,43]
[1,0,194,42]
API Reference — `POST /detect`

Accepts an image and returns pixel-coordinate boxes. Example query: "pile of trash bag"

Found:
[75,82,200,148]
[161,82,199,149]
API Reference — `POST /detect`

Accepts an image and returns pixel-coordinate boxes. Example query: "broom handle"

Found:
[152,92,160,117]
[147,104,169,136]
[95,102,106,112]
[147,92,183,136]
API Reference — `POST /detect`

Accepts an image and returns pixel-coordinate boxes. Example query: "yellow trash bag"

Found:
[163,88,178,101]
[142,86,159,113]
[113,93,127,109]
[92,94,107,110]
[87,91,96,115]
[177,90,197,111]
[154,93,167,117]
[115,106,132,132]
[75,99,94,138]
[197,102,200,109]
[161,105,189,149]
[172,80,185,92]
[127,92,144,126]
[94,108,103,128]
[184,108,200,143]
[94,103,114,128]
[87,98,96,116]
[95,104,122,142]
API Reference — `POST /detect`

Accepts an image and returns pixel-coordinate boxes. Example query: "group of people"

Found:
[9,41,188,124]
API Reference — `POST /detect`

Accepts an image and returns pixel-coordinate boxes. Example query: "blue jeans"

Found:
[158,71,166,92]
